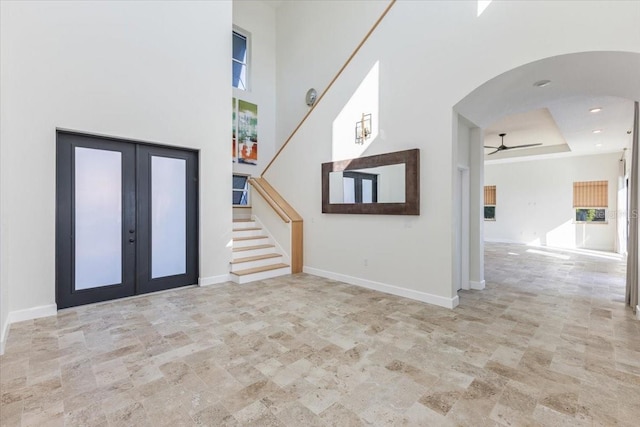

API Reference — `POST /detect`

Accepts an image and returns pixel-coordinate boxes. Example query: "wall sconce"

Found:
[355,113,372,145]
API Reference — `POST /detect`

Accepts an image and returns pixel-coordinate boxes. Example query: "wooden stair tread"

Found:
[233,235,268,242]
[231,253,281,264]
[233,244,275,252]
[232,227,262,232]
[232,263,290,276]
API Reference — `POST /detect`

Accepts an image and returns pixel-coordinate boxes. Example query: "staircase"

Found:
[230,219,291,284]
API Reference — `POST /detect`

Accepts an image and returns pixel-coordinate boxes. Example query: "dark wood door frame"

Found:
[56,130,199,309]
[136,144,199,295]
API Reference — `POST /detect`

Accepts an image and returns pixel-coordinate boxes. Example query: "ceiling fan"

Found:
[484,133,542,155]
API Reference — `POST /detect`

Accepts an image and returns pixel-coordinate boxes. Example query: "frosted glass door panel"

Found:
[151,156,186,278]
[75,147,122,290]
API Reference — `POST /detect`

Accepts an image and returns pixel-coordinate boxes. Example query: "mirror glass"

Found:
[321,149,419,215]
[328,164,406,204]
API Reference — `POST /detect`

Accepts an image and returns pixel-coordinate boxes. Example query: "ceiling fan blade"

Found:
[504,143,543,150]
[484,146,499,149]
[487,149,500,155]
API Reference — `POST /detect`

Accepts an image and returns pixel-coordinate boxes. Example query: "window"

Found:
[232,30,249,90]
[484,185,496,220]
[573,180,607,222]
[233,174,250,206]
[575,208,606,222]
[484,206,496,220]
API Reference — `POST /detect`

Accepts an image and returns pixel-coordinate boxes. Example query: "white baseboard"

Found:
[1,304,57,356]
[470,280,485,290]
[304,267,459,309]
[199,274,231,287]
[8,304,57,324]
[636,305,640,321]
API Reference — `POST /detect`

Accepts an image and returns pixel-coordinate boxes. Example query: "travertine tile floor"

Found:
[1,243,639,426]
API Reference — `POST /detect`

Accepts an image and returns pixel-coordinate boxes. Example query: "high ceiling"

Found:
[455,52,639,164]
[484,96,633,162]
[484,108,569,160]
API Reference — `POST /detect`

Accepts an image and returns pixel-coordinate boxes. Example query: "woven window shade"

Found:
[573,181,608,207]
[484,185,496,205]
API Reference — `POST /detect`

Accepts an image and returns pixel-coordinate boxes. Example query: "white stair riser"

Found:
[232,246,276,259]
[231,256,284,272]
[232,221,256,229]
[231,267,292,284]
[233,237,270,248]
[232,229,264,239]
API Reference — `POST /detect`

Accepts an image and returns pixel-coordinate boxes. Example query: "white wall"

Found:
[454,117,471,291]
[457,119,471,168]
[0,226,6,355]
[0,0,232,352]
[275,0,389,146]
[469,126,486,289]
[233,0,276,177]
[485,153,621,251]
[267,0,640,308]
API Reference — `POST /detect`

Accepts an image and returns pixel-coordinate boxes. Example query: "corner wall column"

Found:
[469,127,485,290]
[626,101,639,315]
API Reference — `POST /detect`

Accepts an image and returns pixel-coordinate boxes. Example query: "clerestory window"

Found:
[232,29,249,90]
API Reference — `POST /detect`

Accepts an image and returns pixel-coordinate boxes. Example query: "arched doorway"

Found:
[452,51,640,300]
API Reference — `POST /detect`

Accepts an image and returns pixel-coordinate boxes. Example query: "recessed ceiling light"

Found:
[533,80,551,88]
[596,143,602,147]
[589,107,602,113]
[593,129,602,134]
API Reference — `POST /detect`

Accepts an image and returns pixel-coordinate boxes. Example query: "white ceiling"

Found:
[484,96,634,162]
[455,52,639,163]
[547,95,633,155]
[484,108,569,160]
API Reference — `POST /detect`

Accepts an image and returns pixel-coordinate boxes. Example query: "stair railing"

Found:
[248,0,397,276]
[249,177,303,273]
[261,0,397,176]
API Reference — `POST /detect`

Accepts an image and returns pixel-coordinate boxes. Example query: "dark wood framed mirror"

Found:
[321,149,420,215]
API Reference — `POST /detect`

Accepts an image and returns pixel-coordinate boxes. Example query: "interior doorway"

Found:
[56,131,199,309]
[453,51,640,298]
[455,166,470,291]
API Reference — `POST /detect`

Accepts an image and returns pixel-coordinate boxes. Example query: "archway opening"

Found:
[452,51,640,301]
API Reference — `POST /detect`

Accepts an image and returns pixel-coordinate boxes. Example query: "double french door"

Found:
[56,131,198,309]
